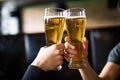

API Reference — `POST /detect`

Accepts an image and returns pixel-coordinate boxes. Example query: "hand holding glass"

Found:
[66,8,87,69]
[44,8,65,70]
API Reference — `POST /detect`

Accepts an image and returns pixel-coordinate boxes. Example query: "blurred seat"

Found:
[89,26,120,75]
[24,33,46,65]
[0,34,26,80]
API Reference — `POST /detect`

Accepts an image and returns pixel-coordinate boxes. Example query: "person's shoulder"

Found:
[113,42,120,51]
[107,42,120,65]
[116,42,120,46]
[110,42,120,55]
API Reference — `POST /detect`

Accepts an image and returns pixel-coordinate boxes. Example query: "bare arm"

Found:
[79,40,120,80]
[99,62,120,80]
[79,59,101,80]
[79,60,120,80]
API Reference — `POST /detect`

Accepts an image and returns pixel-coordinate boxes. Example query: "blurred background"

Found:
[0,0,120,34]
[0,0,120,80]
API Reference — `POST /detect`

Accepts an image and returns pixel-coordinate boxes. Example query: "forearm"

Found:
[22,65,47,80]
[78,59,102,80]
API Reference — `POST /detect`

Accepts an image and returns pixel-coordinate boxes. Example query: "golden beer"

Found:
[45,16,65,46]
[44,8,65,71]
[66,17,86,69]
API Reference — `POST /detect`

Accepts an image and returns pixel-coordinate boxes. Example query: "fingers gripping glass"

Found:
[44,8,65,71]
[66,8,87,69]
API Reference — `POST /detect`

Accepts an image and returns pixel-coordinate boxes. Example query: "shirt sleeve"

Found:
[22,65,47,80]
[107,42,120,65]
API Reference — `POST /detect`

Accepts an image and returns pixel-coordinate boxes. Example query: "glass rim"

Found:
[65,7,86,18]
[66,7,85,11]
[45,7,65,11]
[44,7,65,18]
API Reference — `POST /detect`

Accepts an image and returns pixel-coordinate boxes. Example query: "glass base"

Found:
[68,61,85,69]
[54,65,62,71]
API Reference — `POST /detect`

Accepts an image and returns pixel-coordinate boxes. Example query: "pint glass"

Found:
[66,8,86,69]
[44,8,65,70]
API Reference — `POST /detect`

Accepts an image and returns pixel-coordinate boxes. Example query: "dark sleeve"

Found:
[107,42,120,65]
[22,65,47,80]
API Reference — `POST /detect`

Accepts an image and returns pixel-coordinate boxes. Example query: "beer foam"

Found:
[66,16,86,19]
[44,16,65,19]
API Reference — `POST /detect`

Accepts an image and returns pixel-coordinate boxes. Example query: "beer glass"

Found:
[44,8,65,70]
[66,8,86,69]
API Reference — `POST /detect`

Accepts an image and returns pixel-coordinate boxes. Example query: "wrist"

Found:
[79,58,89,69]
[31,59,48,72]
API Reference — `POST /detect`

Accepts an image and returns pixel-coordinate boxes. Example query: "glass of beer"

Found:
[66,8,87,69]
[44,8,65,70]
